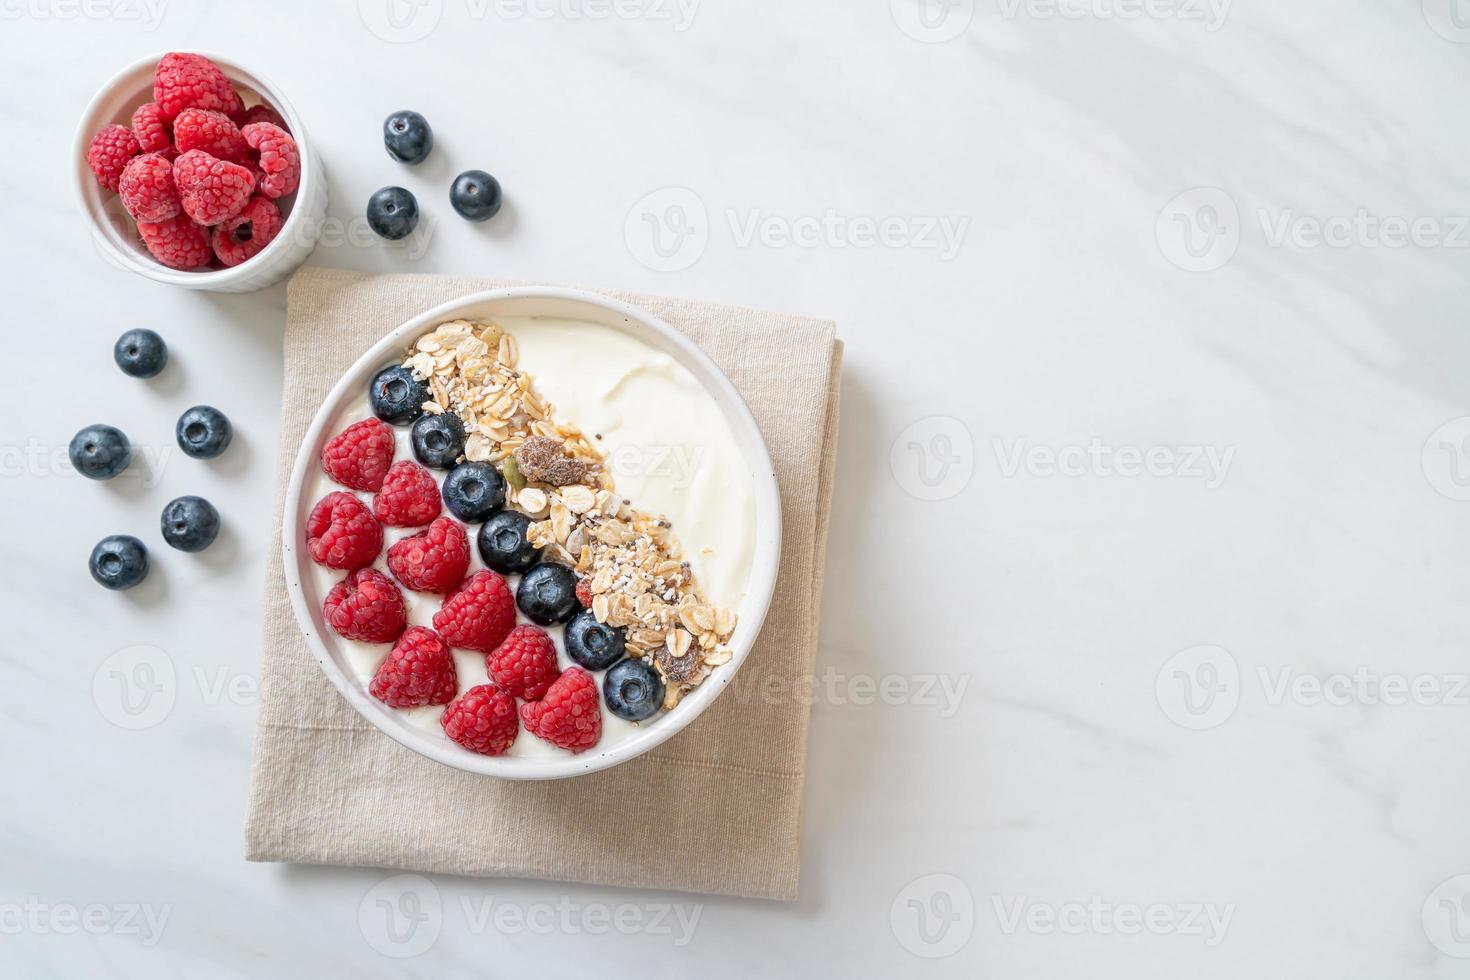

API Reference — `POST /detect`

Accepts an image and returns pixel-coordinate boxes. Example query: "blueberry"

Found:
[383,110,433,165]
[176,405,232,459]
[369,364,427,425]
[89,534,149,591]
[69,424,131,480]
[366,186,419,241]
[113,328,167,378]
[516,562,580,625]
[160,495,220,552]
[449,170,502,222]
[603,658,664,722]
[411,412,464,469]
[565,609,626,671]
[477,510,541,574]
[442,461,505,522]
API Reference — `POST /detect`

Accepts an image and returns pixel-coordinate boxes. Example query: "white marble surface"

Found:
[4,1,1470,976]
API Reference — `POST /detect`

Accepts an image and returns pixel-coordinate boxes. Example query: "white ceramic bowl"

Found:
[72,51,327,293]
[282,288,782,779]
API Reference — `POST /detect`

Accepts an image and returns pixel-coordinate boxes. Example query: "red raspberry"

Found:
[487,625,559,701]
[136,213,212,270]
[173,149,254,225]
[374,460,441,527]
[174,108,250,165]
[520,668,601,753]
[306,490,383,570]
[153,52,244,122]
[320,418,396,492]
[388,517,470,593]
[370,626,457,707]
[210,195,282,267]
[323,568,406,644]
[241,121,300,199]
[242,103,289,132]
[130,102,172,154]
[118,153,180,222]
[86,124,140,192]
[575,576,592,609]
[432,569,515,652]
[441,684,519,756]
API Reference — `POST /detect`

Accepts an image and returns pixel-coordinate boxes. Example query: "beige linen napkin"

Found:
[245,267,841,901]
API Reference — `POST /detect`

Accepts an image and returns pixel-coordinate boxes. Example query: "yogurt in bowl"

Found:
[283,288,780,779]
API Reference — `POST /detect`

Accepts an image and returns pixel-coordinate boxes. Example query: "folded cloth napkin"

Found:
[245,267,841,901]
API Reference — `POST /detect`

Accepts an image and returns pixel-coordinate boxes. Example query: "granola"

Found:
[403,318,736,709]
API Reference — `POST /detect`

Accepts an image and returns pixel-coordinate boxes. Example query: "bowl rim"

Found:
[71,50,316,286]
[281,287,783,779]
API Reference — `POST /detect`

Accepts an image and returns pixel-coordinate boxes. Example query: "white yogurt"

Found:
[300,316,755,757]
[502,314,753,610]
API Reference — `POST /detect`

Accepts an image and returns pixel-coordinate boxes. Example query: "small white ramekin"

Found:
[72,52,328,293]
